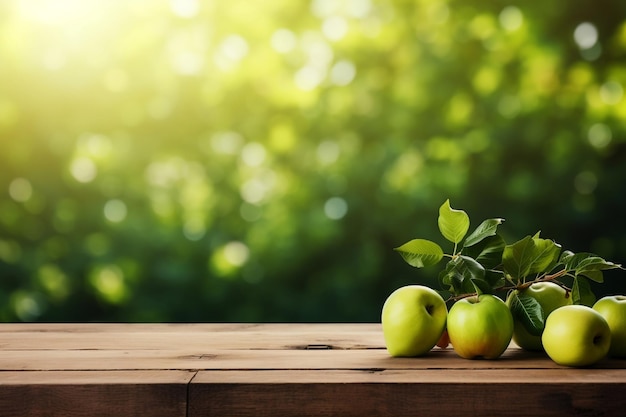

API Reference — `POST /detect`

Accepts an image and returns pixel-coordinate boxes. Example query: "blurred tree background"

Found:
[1,0,625,322]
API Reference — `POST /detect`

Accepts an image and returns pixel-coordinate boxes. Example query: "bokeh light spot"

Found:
[224,241,250,267]
[317,140,341,165]
[210,131,244,155]
[599,81,623,105]
[104,199,128,223]
[574,170,598,195]
[588,123,612,149]
[38,264,70,301]
[11,291,44,321]
[210,241,250,277]
[240,202,262,222]
[347,0,372,18]
[322,16,349,41]
[9,178,33,203]
[497,95,521,118]
[295,65,325,91]
[70,157,97,183]
[89,265,127,304]
[330,60,356,86]
[183,218,206,241]
[310,0,337,18]
[271,28,297,53]
[240,175,274,204]
[324,196,348,220]
[170,0,199,18]
[215,34,249,71]
[574,22,598,49]
[499,6,523,31]
[241,142,267,167]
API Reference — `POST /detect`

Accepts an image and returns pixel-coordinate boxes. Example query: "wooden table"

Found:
[1,323,625,416]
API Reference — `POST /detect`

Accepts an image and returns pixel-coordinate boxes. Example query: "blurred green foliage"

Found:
[1,0,625,322]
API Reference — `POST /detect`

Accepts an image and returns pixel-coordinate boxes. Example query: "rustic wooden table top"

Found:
[1,323,625,416]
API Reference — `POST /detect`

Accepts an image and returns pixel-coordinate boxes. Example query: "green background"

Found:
[1,0,625,322]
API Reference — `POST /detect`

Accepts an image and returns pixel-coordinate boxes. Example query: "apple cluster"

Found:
[385,200,625,367]
[382,285,513,360]
[381,284,626,367]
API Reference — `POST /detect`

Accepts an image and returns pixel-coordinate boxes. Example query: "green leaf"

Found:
[528,237,562,275]
[502,236,532,279]
[394,239,444,268]
[559,250,575,264]
[483,269,506,289]
[560,253,622,283]
[502,235,561,281]
[438,199,470,245]
[463,234,505,270]
[508,290,544,336]
[579,269,604,283]
[572,276,596,306]
[470,278,491,295]
[438,255,486,295]
[559,252,590,270]
[463,218,505,247]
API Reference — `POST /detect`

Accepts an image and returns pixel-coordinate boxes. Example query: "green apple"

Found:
[447,294,514,359]
[542,305,611,367]
[381,285,447,357]
[593,295,626,358]
[506,282,573,351]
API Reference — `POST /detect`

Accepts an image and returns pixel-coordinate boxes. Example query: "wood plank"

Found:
[2,345,624,371]
[0,323,385,350]
[0,346,545,371]
[0,370,193,417]
[190,369,626,417]
[192,368,626,383]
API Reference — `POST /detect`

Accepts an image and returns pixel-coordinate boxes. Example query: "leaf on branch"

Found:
[560,252,623,283]
[484,269,506,289]
[559,250,575,264]
[470,278,492,295]
[438,255,486,296]
[438,199,470,245]
[463,234,505,270]
[502,234,561,282]
[508,291,544,336]
[572,276,596,306]
[528,237,562,275]
[463,218,505,247]
[394,239,444,268]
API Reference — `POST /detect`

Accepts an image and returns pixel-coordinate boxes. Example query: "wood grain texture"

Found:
[0,323,385,350]
[190,377,626,417]
[0,371,193,417]
[0,323,625,416]
[190,369,626,416]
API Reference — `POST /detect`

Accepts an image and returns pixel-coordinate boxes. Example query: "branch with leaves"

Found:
[394,199,623,336]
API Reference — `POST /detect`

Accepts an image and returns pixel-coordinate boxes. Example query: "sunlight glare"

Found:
[170,0,200,19]
[16,0,100,26]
